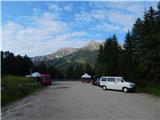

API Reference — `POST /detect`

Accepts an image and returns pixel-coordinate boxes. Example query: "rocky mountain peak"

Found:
[82,40,101,50]
[56,47,77,53]
[31,40,102,63]
[48,47,78,59]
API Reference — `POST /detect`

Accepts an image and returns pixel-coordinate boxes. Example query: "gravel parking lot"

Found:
[2,81,160,120]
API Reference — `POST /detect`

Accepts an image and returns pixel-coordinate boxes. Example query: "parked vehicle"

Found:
[93,78,100,86]
[99,76,136,92]
[39,74,52,85]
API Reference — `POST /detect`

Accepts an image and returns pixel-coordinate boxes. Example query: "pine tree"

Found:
[123,31,137,80]
[97,45,103,63]
[96,35,122,76]
[73,64,84,79]
[66,65,74,79]
[37,62,48,74]
[23,55,34,75]
[85,63,93,76]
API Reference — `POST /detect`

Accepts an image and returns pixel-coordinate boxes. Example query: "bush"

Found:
[1,76,44,106]
[137,82,160,96]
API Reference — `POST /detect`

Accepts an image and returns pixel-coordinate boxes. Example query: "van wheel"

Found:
[103,86,107,90]
[123,87,128,93]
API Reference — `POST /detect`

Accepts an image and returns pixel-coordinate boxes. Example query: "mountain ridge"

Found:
[31,41,102,63]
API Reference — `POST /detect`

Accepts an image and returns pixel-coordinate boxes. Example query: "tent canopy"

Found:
[81,73,91,79]
[31,72,41,77]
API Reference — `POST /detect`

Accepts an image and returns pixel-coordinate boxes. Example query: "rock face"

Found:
[81,41,101,51]
[48,47,78,59]
[31,48,78,62]
[31,41,102,63]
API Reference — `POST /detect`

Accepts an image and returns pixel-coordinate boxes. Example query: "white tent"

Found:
[81,73,91,79]
[26,75,31,77]
[31,72,41,77]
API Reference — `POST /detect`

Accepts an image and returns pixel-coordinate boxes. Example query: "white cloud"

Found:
[49,3,73,12]
[95,23,121,32]
[107,1,158,15]
[107,11,136,32]
[49,3,62,12]
[32,12,67,33]
[75,11,93,22]
[2,12,87,56]
[75,9,106,22]
[64,4,73,11]
[53,32,86,42]
[77,1,158,32]
[75,4,139,32]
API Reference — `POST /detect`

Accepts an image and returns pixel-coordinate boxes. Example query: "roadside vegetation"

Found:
[1,51,62,106]
[1,76,44,106]
[136,82,160,96]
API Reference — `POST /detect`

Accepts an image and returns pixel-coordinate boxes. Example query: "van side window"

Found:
[117,79,121,82]
[108,78,115,82]
[117,78,124,82]
[101,78,107,81]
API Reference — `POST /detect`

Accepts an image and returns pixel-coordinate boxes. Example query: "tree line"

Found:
[1,51,63,78]
[34,62,63,79]
[1,51,93,79]
[96,3,160,84]
[65,63,95,79]
[1,51,34,76]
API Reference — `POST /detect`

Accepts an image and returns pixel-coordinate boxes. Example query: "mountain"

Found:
[31,47,78,64]
[31,41,102,69]
[50,47,78,58]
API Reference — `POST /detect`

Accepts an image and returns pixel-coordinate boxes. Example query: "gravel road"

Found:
[2,81,160,120]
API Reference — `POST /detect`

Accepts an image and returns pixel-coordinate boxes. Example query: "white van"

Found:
[99,76,136,92]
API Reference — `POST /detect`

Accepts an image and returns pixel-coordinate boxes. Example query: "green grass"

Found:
[136,82,160,96]
[1,75,44,106]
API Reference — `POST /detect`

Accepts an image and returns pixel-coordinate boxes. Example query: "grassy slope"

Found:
[136,82,160,96]
[1,76,44,106]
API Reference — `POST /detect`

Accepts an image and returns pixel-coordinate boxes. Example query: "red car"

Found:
[40,74,52,85]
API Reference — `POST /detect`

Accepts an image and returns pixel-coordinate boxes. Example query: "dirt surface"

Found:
[2,81,160,120]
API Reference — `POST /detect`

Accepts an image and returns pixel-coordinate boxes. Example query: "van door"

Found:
[107,78,116,89]
[100,77,107,86]
[115,78,124,90]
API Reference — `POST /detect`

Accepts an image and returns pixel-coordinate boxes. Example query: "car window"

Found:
[43,76,50,80]
[117,78,123,82]
[117,78,124,82]
[101,78,107,81]
[108,78,115,82]
[117,79,122,82]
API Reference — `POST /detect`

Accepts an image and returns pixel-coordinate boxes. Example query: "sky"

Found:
[1,1,158,57]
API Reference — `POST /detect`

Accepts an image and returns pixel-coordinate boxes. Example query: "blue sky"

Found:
[1,1,158,57]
